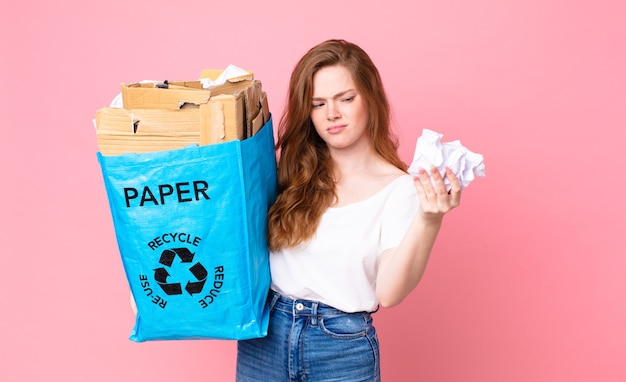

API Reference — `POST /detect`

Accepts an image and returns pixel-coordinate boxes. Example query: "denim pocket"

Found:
[319,312,371,339]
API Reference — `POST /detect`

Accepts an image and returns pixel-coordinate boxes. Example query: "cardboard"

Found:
[120,82,211,110]
[96,69,269,156]
[199,91,245,146]
[259,91,270,135]
[199,79,264,141]
[95,108,203,156]
[199,69,253,83]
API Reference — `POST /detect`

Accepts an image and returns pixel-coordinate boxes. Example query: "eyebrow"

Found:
[311,89,356,101]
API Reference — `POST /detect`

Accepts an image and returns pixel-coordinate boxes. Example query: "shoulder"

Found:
[371,159,409,187]
[367,174,417,208]
[380,175,419,225]
[385,174,418,198]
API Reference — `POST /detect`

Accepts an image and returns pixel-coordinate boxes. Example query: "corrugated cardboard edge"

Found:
[95,107,203,155]
[199,93,245,145]
[200,69,253,83]
[120,83,212,110]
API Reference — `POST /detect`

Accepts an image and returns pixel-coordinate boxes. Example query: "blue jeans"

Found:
[236,291,381,381]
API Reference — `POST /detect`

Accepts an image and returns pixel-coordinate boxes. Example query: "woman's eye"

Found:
[341,96,354,102]
[312,103,324,108]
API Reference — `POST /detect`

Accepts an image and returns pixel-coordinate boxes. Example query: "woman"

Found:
[236,39,462,381]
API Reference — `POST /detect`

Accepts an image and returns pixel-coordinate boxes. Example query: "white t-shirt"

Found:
[270,175,420,312]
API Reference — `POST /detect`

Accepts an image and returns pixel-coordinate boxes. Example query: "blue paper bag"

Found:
[97,118,277,342]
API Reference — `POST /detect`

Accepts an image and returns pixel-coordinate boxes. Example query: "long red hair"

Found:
[267,39,406,251]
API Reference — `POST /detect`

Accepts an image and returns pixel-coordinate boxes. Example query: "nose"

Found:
[326,102,340,120]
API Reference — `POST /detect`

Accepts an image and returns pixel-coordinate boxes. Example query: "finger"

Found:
[445,167,462,192]
[444,167,463,207]
[413,175,437,214]
[429,167,448,195]
[418,168,437,198]
[413,176,427,200]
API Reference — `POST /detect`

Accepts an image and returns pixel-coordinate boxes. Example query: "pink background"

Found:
[2,1,625,380]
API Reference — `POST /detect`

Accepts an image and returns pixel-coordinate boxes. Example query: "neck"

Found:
[329,141,380,179]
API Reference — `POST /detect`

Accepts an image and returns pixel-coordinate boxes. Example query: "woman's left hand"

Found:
[413,166,462,220]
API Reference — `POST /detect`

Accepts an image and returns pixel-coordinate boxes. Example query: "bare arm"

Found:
[376,166,462,308]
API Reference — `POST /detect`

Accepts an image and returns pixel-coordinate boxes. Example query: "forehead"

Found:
[312,65,356,97]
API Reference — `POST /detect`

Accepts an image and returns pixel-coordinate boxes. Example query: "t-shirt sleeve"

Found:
[380,176,420,251]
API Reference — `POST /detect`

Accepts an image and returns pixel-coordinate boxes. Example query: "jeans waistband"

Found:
[269,289,373,318]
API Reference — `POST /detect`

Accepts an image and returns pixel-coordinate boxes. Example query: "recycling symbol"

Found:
[154,247,207,296]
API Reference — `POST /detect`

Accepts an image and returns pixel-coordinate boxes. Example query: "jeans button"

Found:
[295,303,304,311]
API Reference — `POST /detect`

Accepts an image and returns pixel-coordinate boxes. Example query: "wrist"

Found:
[417,210,445,225]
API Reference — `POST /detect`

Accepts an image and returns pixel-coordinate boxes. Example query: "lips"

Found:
[327,125,346,134]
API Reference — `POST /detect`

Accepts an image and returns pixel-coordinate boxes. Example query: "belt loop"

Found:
[268,290,280,311]
[311,301,319,326]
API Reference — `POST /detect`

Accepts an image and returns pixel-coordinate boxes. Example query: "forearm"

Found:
[375,214,443,308]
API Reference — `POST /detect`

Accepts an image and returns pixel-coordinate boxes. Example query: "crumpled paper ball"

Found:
[407,129,486,190]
